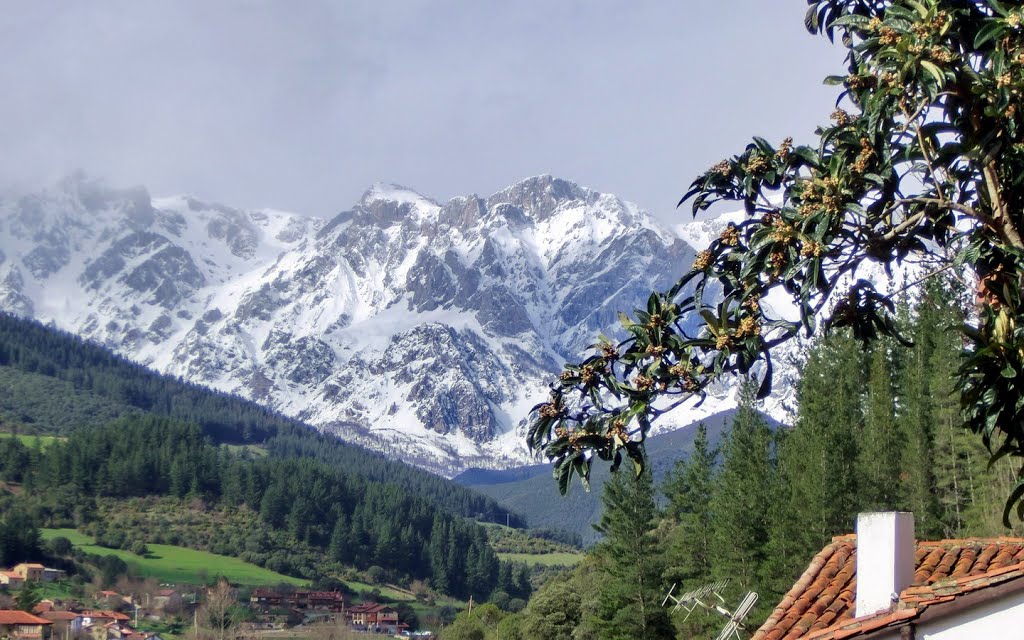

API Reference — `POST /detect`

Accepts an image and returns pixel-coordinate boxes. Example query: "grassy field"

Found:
[0,432,64,450]
[42,529,306,586]
[497,552,582,567]
[220,443,268,457]
[344,579,416,601]
[41,529,428,599]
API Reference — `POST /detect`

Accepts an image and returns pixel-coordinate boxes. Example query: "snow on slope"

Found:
[0,173,818,476]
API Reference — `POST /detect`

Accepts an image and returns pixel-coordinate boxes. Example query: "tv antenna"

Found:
[662,580,759,640]
[662,579,729,623]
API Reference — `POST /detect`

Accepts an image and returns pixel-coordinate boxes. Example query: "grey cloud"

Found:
[0,1,845,221]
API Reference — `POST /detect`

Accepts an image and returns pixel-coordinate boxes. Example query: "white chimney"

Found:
[855,512,915,618]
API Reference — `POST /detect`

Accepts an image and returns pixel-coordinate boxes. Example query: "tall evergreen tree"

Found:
[918,277,992,536]
[894,290,943,537]
[858,342,903,510]
[661,423,717,586]
[768,332,862,583]
[591,468,675,640]
[709,379,776,589]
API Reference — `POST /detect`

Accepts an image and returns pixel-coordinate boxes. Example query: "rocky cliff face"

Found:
[0,173,772,475]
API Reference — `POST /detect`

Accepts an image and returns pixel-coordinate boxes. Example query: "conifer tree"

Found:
[661,423,717,586]
[859,342,903,510]
[591,468,675,640]
[917,277,992,536]
[895,289,943,537]
[765,334,861,588]
[709,380,776,589]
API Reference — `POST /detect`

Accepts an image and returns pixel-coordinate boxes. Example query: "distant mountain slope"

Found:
[455,410,781,544]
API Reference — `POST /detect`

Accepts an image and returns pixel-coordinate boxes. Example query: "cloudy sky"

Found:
[1,2,845,222]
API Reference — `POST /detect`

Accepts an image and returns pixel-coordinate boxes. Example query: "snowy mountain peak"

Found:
[485,175,591,223]
[0,174,788,476]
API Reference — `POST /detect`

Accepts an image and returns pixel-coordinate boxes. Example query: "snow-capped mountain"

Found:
[0,173,788,475]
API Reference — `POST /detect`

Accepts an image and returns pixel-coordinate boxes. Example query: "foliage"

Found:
[0,418,517,600]
[0,507,41,566]
[14,581,40,612]
[526,0,1024,521]
[199,579,238,640]
[516,576,583,640]
[483,525,581,554]
[766,332,863,584]
[590,469,675,639]
[661,422,717,590]
[708,381,777,591]
[522,277,1023,635]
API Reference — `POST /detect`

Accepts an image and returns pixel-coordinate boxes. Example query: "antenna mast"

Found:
[661,579,759,639]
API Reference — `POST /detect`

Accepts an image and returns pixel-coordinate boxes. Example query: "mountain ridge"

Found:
[0,174,779,475]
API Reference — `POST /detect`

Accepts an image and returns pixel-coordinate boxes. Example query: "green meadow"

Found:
[0,432,64,450]
[496,552,582,567]
[42,529,306,586]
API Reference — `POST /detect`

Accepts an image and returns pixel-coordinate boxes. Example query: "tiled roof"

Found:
[41,612,82,622]
[753,536,1024,640]
[0,610,53,625]
[82,610,131,621]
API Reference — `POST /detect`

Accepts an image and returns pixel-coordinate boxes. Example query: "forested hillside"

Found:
[0,418,532,601]
[0,313,540,602]
[0,313,521,524]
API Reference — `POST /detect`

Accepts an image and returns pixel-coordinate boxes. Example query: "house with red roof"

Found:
[249,589,283,610]
[38,611,83,637]
[346,602,403,634]
[0,610,53,639]
[150,589,181,612]
[754,512,1024,639]
[13,564,45,582]
[0,571,25,588]
[80,610,131,627]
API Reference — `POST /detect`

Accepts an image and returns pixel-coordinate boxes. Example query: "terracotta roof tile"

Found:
[753,536,1024,640]
[0,610,53,625]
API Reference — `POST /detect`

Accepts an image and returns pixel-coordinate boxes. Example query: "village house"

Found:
[31,603,53,615]
[148,589,180,613]
[753,512,1024,639]
[40,569,65,583]
[12,565,44,582]
[346,603,402,634]
[123,632,160,640]
[39,611,83,638]
[78,611,130,631]
[0,610,53,640]
[0,564,66,585]
[292,591,347,612]
[248,589,346,613]
[248,589,283,611]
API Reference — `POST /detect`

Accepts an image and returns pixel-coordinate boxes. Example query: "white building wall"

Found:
[918,589,1024,640]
